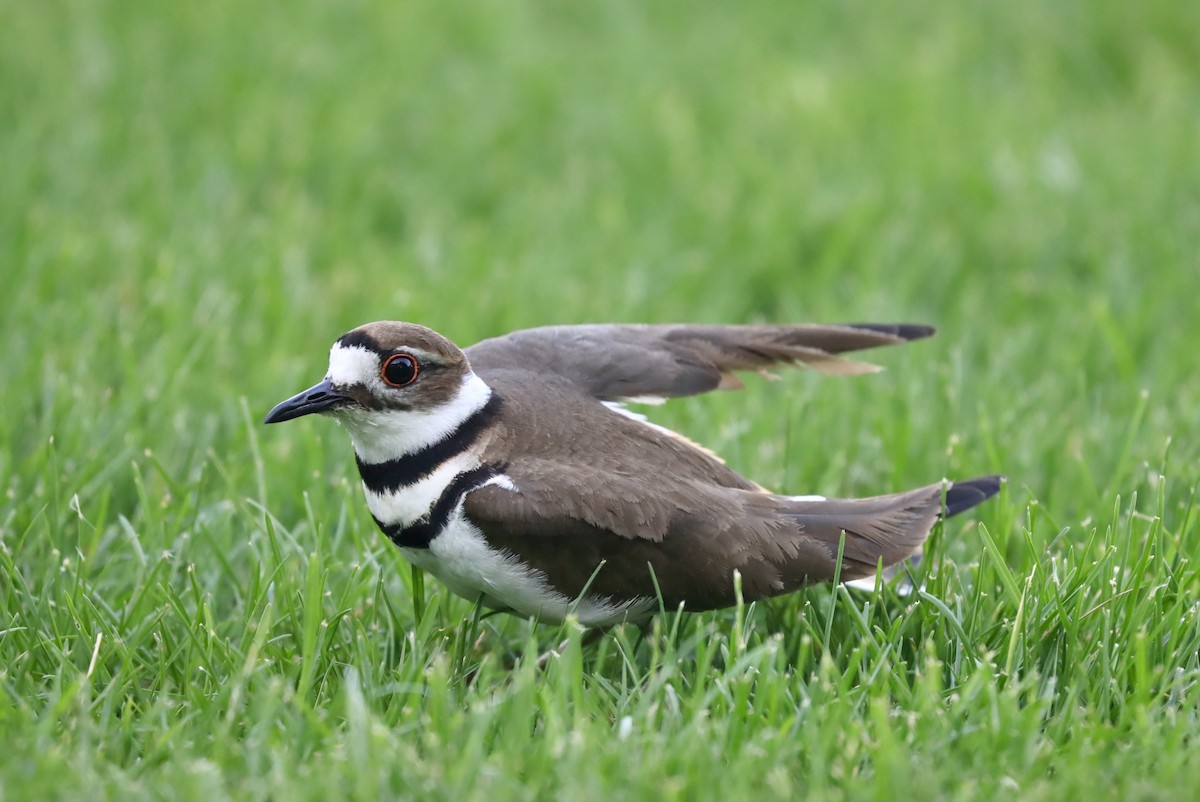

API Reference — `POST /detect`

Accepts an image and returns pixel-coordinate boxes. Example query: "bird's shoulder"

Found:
[475,368,761,498]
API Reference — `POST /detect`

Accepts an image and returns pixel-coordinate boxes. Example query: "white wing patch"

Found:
[602,402,728,465]
[484,474,518,492]
[602,401,649,422]
[619,395,668,405]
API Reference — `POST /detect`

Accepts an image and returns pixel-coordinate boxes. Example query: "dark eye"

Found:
[381,353,419,387]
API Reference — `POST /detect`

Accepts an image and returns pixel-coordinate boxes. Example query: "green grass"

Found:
[3,0,1200,799]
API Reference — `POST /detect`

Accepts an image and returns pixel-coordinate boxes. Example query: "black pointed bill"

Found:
[264,378,351,424]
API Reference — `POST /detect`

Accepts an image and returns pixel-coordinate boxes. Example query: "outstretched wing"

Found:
[464,323,934,402]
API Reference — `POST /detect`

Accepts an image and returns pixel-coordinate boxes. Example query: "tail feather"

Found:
[944,475,1003,517]
[844,323,936,342]
[778,475,1002,583]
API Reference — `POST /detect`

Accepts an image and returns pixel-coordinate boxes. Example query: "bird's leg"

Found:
[535,626,610,669]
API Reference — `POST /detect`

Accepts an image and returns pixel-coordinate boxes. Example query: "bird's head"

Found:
[265,321,487,461]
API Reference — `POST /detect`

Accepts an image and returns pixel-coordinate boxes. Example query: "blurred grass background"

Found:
[2,0,1199,799]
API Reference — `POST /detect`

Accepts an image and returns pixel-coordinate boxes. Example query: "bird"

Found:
[265,321,1001,627]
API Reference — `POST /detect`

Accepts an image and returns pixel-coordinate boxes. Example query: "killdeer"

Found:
[266,321,1000,627]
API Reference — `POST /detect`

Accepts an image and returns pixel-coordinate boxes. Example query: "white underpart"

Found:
[788,494,827,502]
[400,477,656,626]
[327,343,494,464]
[844,575,917,595]
[844,561,920,596]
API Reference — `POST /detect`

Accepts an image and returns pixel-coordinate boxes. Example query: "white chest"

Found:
[362,451,482,525]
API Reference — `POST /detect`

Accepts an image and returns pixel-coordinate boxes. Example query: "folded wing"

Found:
[464,467,1000,611]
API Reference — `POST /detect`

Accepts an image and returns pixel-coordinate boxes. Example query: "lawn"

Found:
[2,0,1199,799]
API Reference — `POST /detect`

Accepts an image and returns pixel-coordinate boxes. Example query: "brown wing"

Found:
[463,468,996,612]
[464,323,934,402]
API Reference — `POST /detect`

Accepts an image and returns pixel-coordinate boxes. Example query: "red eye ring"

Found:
[380,353,419,387]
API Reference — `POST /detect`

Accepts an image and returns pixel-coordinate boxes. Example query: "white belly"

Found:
[398,508,654,627]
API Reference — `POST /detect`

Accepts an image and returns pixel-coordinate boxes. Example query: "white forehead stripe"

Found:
[327,343,379,385]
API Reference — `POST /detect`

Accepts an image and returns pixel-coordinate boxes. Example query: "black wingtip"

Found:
[944,475,1004,517]
[847,323,937,342]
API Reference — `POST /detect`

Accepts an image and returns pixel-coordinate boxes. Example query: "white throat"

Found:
[336,372,493,464]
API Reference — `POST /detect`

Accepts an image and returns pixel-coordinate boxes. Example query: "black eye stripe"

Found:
[381,353,419,387]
